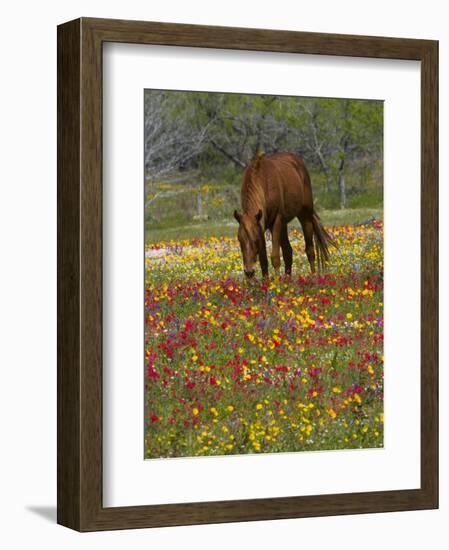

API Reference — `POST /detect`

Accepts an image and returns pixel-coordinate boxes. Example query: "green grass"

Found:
[145,207,383,243]
[145,172,383,243]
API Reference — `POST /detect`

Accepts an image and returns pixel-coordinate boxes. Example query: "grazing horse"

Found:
[234,151,334,279]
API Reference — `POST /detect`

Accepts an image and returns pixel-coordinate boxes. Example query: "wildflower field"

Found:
[145,220,384,458]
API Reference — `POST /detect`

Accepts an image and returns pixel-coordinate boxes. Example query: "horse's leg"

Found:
[280,223,293,275]
[270,216,282,277]
[258,231,269,280]
[299,215,316,274]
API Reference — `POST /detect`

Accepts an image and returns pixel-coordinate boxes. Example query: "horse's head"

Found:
[233,209,264,279]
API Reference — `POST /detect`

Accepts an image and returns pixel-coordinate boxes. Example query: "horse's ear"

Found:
[255,209,262,223]
[234,210,241,223]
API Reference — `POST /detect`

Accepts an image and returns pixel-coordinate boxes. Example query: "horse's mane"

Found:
[241,152,266,218]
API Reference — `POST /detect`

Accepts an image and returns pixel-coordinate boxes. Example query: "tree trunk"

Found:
[316,152,331,193]
[193,189,208,221]
[338,158,346,209]
[197,191,203,217]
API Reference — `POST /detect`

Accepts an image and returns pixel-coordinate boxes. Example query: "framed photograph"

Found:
[57,17,438,531]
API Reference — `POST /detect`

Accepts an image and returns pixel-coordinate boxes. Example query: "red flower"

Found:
[147,366,160,379]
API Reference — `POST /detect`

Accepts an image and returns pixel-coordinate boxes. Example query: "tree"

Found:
[144,90,383,210]
[288,97,383,208]
[144,91,209,182]
[196,93,292,168]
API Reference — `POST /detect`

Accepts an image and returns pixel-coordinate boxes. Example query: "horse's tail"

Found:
[312,210,336,271]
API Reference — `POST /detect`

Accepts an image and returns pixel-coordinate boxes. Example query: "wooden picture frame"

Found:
[57,17,438,531]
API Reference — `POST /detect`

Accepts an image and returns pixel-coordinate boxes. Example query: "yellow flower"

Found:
[346,313,353,320]
[327,408,337,419]
[192,407,199,416]
[256,403,263,410]
[227,405,234,412]
[332,387,342,393]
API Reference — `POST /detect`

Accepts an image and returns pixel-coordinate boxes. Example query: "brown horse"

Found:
[234,151,334,279]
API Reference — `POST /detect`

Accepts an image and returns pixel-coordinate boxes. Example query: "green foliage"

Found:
[144,90,383,211]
